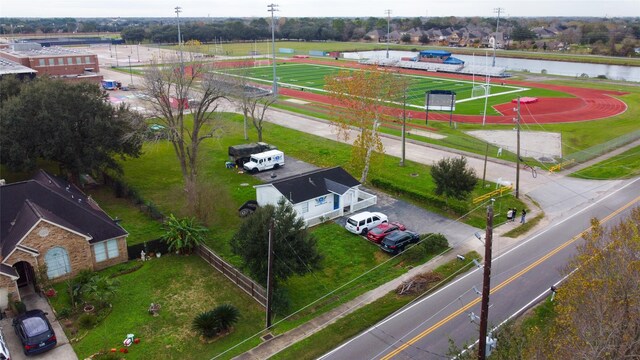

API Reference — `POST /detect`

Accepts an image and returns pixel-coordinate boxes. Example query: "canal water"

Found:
[343,50,640,82]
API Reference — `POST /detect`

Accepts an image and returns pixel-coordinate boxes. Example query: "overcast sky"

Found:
[2,0,639,18]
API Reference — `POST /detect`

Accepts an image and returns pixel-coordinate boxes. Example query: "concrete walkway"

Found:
[0,287,77,360]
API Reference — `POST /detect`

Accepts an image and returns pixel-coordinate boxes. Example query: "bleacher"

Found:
[457,64,508,77]
[358,59,507,77]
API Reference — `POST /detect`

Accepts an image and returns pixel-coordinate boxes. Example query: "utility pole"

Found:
[128,55,133,85]
[400,86,407,166]
[478,200,494,360]
[115,43,119,67]
[482,143,488,187]
[385,9,392,59]
[492,7,504,67]
[265,218,275,329]
[175,6,184,74]
[268,3,279,97]
[515,96,521,199]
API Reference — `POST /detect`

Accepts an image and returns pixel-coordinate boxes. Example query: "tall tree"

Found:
[230,199,322,287]
[545,209,640,359]
[142,55,229,207]
[324,69,398,183]
[0,77,145,184]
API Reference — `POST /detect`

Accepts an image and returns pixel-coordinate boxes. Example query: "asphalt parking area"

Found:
[245,155,480,245]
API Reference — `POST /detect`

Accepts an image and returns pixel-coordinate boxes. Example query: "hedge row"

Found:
[370,178,469,216]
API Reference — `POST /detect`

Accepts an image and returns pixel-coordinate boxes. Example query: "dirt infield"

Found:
[279,57,629,124]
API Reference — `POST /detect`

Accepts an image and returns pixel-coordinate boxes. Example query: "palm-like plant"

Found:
[161,214,209,254]
[192,304,240,338]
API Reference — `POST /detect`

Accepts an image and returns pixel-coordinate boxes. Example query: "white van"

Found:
[345,211,388,235]
[243,150,285,173]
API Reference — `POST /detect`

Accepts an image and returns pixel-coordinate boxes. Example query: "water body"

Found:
[343,50,640,82]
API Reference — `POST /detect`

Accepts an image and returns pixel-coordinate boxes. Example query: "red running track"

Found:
[277,58,629,124]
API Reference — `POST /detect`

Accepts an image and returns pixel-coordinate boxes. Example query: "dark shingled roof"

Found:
[1,170,127,259]
[269,167,360,204]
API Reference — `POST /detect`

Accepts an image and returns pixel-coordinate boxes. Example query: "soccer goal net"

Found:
[253,59,271,67]
[471,84,490,99]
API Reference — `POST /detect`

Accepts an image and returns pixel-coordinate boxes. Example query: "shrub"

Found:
[420,233,449,253]
[12,301,26,315]
[430,156,477,200]
[78,313,98,329]
[92,351,121,360]
[192,304,240,338]
[370,178,469,215]
[58,307,72,319]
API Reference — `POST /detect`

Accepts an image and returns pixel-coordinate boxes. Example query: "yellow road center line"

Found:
[381,195,640,360]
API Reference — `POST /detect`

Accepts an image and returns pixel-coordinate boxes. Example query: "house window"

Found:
[67,57,73,65]
[57,58,64,65]
[300,201,309,213]
[48,58,55,66]
[45,247,71,279]
[85,56,91,64]
[76,57,82,64]
[39,59,45,66]
[94,239,119,262]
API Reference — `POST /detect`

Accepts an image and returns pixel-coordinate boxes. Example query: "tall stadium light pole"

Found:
[385,9,392,59]
[268,3,279,97]
[175,6,184,74]
[492,7,504,67]
[478,200,495,360]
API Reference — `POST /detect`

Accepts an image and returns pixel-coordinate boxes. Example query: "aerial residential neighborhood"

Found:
[0,2,639,360]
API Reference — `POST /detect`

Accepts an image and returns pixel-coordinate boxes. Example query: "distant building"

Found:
[0,43,101,83]
[0,58,36,80]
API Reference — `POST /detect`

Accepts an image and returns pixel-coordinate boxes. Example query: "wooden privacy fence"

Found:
[195,244,267,308]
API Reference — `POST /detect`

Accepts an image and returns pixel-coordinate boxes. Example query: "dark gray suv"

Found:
[380,230,420,254]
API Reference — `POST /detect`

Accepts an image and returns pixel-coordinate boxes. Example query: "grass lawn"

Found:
[49,255,265,360]
[570,145,640,179]
[87,187,166,246]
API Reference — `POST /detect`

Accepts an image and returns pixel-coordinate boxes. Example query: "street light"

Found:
[385,9,392,59]
[492,8,504,67]
[128,55,133,85]
[175,6,184,73]
[268,3,279,97]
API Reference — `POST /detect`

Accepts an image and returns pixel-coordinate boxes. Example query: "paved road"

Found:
[319,177,640,359]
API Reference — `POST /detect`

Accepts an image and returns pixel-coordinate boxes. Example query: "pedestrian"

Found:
[511,208,517,222]
[520,209,527,223]
[506,208,513,222]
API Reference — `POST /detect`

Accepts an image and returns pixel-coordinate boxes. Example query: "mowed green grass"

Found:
[222,63,570,115]
[571,145,640,179]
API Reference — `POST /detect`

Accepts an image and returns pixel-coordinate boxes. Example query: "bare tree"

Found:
[324,69,399,183]
[229,61,276,142]
[142,54,228,207]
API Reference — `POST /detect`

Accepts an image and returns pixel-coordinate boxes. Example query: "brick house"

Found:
[0,170,128,308]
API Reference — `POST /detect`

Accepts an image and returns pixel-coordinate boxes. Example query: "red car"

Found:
[366,222,406,243]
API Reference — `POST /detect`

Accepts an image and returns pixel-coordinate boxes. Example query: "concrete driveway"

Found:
[0,288,77,360]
